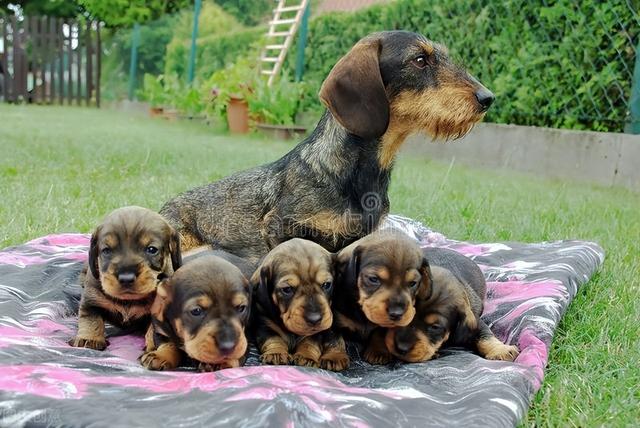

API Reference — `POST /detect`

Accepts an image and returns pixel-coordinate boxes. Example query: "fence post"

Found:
[627,39,640,133]
[187,0,202,85]
[128,22,140,101]
[294,4,310,82]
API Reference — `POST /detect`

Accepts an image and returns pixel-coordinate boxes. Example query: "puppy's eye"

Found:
[366,275,380,285]
[235,304,247,314]
[190,306,204,317]
[409,280,419,290]
[321,281,332,291]
[101,248,112,256]
[279,286,294,297]
[427,324,444,334]
[411,55,427,69]
[145,246,159,255]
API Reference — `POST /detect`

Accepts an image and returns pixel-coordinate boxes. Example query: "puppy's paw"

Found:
[140,351,177,371]
[197,359,241,372]
[292,353,319,368]
[364,347,393,365]
[485,343,519,362]
[261,351,291,366]
[320,351,350,372]
[68,336,108,351]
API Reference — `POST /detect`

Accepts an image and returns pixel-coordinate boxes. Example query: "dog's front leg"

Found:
[69,305,107,350]
[319,330,350,371]
[292,336,322,368]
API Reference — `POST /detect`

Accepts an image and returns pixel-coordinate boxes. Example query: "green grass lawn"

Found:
[1,104,638,426]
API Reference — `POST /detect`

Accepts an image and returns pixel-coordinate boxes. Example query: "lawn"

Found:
[1,104,638,426]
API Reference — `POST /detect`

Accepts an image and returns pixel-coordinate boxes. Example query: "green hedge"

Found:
[292,0,638,132]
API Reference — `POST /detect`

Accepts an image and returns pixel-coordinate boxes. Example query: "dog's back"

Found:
[422,247,486,313]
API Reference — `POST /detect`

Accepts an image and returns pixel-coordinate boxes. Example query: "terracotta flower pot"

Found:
[149,107,164,118]
[227,97,250,134]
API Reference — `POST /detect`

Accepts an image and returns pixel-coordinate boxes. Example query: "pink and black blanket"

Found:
[0,215,604,427]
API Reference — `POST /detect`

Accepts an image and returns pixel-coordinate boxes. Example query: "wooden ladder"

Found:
[260,0,309,86]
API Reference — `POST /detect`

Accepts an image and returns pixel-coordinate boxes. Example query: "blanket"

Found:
[0,215,604,427]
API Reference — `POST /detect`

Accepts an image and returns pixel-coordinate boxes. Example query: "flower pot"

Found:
[149,107,164,118]
[256,123,307,140]
[227,97,250,134]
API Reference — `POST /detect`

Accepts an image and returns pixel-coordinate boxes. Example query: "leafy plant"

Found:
[248,75,306,126]
[139,74,169,108]
[201,58,257,121]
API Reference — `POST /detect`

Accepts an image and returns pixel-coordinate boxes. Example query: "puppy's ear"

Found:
[319,37,389,139]
[151,279,173,323]
[417,257,433,300]
[453,293,479,345]
[346,246,362,285]
[251,264,275,314]
[168,229,182,272]
[88,226,101,279]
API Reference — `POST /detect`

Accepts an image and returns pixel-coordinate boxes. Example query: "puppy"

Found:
[332,229,430,364]
[251,238,348,371]
[140,253,252,372]
[160,31,494,264]
[385,247,519,363]
[69,206,181,350]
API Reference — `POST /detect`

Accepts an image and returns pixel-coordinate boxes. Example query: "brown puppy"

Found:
[251,238,348,371]
[160,31,493,264]
[69,206,181,350]
[140,253,251,372]
[385,247,519,363]
[332,229,430,364]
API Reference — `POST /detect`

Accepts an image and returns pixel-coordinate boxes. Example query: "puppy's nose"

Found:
[217,339,236,355]
[304,311,323,326]
[118,272,136,286]
[394,336,413,356]
[387,303,407,321]
[215,328,237,355]
[475,88,495,111]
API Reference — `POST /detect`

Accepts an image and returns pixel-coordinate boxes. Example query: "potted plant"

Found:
[140,74,169,117]
[249,75,307,140]
[204,59,255,133]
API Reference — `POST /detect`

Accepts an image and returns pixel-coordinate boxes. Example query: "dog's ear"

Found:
[88,226,102,279]
[251,264,277,316]
[346,246,362,285]
[319,37,389,139]
[168,229,182,273]
[417,257,433,300]
[453,292,479,345]
[151,278,173,323]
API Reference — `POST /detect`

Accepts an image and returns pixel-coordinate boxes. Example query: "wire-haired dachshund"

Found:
[332,229,430,364]
[251,238,349,371]
[69,206,181,351]
[159,30,494,263]
[140,252,252,372]
[385,247,520,363]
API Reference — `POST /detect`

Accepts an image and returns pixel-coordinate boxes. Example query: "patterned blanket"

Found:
[0,215,604,427]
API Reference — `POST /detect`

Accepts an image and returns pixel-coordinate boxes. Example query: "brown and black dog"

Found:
[159,31,494,263]
[69,206,181,350]
[140,252,252,372]
[385,247,519,363]
[332,229,430,364]
[251,238,349,371]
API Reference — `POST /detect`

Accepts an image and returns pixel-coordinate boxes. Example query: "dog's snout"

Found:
[215,328,237,355]
[118,271,136,286]
[394,336,412,355]
[475,88,495,111]
[387,302,407,321]
[304,311,323,326]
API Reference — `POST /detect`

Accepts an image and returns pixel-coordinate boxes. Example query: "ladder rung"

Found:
[265,44,285,49]
[261,70,274,75]
[270,18,297,25]
[261,57,279,62]
[275,5,304,13]
[268,31,292,37]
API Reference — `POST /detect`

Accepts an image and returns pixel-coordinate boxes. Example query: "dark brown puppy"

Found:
[332,229,430,364]
[385,247,519,363]
[160,31,493,264]
[140,253,251,372]
[69,206,181,350]
[251,238,348,371]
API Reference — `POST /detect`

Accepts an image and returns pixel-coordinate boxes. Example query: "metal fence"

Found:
[0,16,101,106]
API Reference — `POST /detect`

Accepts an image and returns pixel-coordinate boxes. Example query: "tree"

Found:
[0,0,83,18]
[77,0,190,28]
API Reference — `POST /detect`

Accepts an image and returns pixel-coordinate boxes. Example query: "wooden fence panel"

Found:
[0,15,100,106]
